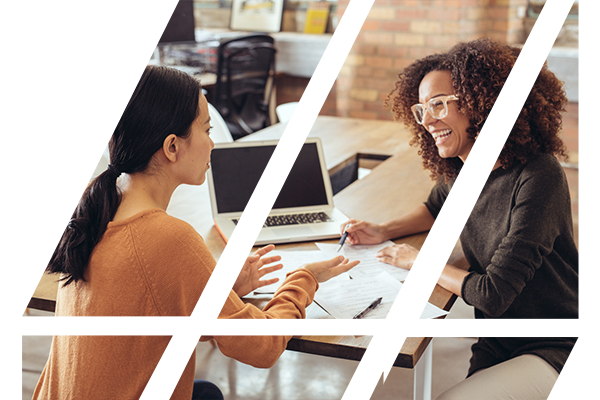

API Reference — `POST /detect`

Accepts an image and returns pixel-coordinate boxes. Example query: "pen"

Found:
[352,297,383,319]
[337,223,351,252]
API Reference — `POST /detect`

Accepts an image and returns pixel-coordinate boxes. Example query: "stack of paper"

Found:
[246,245,448,320]
[314,271,448,320]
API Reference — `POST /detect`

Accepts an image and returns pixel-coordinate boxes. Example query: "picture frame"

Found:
[230,0,285,32]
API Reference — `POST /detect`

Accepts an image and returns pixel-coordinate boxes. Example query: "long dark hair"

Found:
[387,38,568,180]
[47,65,202,286]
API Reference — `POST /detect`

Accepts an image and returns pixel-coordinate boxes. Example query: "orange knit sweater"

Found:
[33,209,319,400]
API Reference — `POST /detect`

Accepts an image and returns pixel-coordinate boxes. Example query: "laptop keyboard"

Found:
[232,212,333,227]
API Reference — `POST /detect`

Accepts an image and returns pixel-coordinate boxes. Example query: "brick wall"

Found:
[335,0,528,121]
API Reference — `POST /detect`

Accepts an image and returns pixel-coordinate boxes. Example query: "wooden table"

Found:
[29,116,467,399]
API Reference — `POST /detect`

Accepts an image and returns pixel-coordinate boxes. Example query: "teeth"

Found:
[432,129,452,140]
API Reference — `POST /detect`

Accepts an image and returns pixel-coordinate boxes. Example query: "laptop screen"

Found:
[210,142,329,214]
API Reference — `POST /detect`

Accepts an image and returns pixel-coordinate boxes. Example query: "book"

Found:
[303,1,330,34]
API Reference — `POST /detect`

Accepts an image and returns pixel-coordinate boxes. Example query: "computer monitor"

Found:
[158,0,195,44]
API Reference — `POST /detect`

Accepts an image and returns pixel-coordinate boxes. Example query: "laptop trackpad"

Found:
[274,227,314,238]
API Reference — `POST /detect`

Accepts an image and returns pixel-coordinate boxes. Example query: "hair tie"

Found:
[107,164,122,178]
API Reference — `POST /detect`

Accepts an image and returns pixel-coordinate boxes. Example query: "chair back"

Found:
[212,35,276,139]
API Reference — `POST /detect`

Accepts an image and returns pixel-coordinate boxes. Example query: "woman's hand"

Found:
[233,244,283,297]
[303,255,360,283]
[376,243,419,270]
[340,219,387,245]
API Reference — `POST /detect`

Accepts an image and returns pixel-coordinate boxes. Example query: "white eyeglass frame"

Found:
[411,94,459,125]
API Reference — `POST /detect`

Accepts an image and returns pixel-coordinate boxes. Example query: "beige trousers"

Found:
[436,354,559,400]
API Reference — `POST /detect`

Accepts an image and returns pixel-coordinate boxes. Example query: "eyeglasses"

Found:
[411,95,459,125]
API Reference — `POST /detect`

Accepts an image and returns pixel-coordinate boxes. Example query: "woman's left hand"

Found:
[376,243,419,270]
[233,244,283,297]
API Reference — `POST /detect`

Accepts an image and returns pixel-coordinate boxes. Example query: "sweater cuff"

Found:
[460,271,478,307]
[286,268,320,292]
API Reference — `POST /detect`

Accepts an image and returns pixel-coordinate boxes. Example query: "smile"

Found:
[432,129,452,142]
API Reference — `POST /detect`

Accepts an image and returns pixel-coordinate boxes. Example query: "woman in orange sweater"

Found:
[34,65,358,400]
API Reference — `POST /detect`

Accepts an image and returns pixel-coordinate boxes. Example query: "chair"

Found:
[207,102,234,143]
[275,101,299,123]
[211,35,277,140]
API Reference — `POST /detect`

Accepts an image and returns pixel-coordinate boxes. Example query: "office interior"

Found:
[23,0,578,399]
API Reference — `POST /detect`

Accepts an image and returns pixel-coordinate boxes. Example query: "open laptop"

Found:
[206,137,348,245]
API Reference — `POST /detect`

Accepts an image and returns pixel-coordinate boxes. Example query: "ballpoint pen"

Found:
[352,297,383,319]
[336,223,351,252]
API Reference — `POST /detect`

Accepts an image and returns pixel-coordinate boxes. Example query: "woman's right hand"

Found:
[340,219,387,245]
[302,255,360,283]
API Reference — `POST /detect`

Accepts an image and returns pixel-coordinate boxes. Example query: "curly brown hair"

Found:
[386,38,569,180]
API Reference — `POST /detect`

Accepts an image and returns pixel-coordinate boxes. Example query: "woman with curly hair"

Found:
[341,38,578,399]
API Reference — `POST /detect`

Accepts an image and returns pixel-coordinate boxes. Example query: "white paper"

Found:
[316,241,410,282]
[314,271,448,320]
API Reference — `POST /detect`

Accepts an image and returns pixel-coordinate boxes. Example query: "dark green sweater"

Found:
[424,153,578,376]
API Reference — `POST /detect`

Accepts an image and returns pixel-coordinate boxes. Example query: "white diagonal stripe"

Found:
[20,316,582,339]
[139,1,376,398]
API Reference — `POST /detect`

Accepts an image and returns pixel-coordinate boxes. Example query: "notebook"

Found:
[206,137,348,245]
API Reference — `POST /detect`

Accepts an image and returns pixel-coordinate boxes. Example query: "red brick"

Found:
[395,32,426,46]
[443,21,462,34]
[488,6,509,19]
[466,6,487,20]
[337,98,365,111]
[365,100,388,113]
[350,43,378,56]
[359,31,394,45]
[377,45,409,58]
[394,58,415,70]
[335,76,354,91]
[506,30,525,44]
[371,68,400,80]
[426,34,462,49]
[486,28,505,38]
[409,46,441,59]
[349,110,379,120]
[380,21,411,32]
[508,18,524,32]
[428,9,460,20]
[402,0,421,7]
[411,20,443,34]
[354,66,374,77]
[361,20,380,31]
[445,0,462,7]
[396,9,428,20]
[365,56,394,69]
[455,20,483,34]
[368,7,397,21]
[351,76,395,92]
[493,19,509,31]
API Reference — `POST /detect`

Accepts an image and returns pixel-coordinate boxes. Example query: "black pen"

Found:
[353,297,383,319]
[337,224,351,252]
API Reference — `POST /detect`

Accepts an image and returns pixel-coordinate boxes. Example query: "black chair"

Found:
[211,35,277,140]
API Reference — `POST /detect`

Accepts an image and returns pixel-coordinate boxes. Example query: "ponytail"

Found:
[47,65,201,285]
[47,168,121,285]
